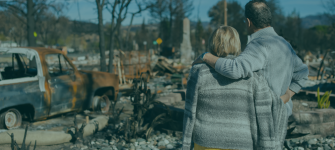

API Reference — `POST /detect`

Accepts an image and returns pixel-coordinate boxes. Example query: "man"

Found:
[193,0,309,117]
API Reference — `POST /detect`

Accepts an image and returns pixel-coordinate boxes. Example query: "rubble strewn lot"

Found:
[284,88,335,149]
[0,50,335,150]
[2,81,334,150]
[292,94,335,113]
[0,96,184,150]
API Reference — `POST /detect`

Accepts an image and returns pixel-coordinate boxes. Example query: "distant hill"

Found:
[70,20,98,34]
[301,14,334,29]
[190,21,210,29]
[69,14,334,33]
[120,23,158,31]
[120,20,211,32]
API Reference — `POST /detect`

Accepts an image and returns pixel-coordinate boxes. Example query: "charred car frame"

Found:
[0,47,119,129]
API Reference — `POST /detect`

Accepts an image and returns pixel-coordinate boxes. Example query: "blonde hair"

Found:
[207,26,241,57]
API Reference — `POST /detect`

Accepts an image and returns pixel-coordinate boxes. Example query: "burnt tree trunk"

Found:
[108,0,117,73]
[109,26,114,73]
[96,0,107,72]
[116,17,124,51]
[125,14,135,51]
[168,0,173,47]
[27,0,36,46]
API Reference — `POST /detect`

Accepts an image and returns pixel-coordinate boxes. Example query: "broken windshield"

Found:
[0,52,38,81]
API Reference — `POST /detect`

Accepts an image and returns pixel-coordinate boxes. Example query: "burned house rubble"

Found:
[0,47,334,150]
[0,47,190,150]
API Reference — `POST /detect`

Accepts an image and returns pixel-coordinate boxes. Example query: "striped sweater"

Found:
[182,63,288,150]
[214,27,309,117]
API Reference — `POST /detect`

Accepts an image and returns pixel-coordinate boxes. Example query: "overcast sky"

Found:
[63,0,326,25]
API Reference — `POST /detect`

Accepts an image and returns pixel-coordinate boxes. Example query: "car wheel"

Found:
[0,108,22,129]
[92,95,111,114]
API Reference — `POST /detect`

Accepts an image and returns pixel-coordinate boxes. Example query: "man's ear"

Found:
[247,18,251,27]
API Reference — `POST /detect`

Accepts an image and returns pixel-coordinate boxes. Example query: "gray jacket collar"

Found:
[247,27,278,44]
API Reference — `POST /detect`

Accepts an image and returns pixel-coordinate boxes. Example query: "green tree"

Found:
[323,0,335,51]
[135,18,149,50]
[301,25,335,54]
[149,0,193,48]
[208,0,247,48]
[159,17,171,47]
[0,33,7,41]
[198,26,213,52]
[0,0,65,47]
[266,0,286,33]
[194,19,204,57]
[313,25,333,52]
[281,11,303,51]
[36,12,70,46]
[171,8,184,48]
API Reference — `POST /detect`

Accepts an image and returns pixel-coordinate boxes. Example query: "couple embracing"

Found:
[182,0,309,150]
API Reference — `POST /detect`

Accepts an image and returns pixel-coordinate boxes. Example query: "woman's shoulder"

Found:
[188,64,212,80]
[191,63,211,72]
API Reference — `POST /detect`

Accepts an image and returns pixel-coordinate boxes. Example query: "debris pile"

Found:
[305,50,334,80]
[152,57,178,76]
[152,57,191,76]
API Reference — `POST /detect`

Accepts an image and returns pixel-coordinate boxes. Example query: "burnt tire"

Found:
[92,95,111,114]
[0,108,22,129]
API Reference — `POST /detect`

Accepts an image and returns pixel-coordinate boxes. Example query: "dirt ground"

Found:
[0,94,332,150]
[0,113,86,150]
[0,98,134,150]
[0,143,73,150]
[292,94,334,113]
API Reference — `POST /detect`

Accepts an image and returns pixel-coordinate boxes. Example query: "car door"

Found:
[45,54,78,115]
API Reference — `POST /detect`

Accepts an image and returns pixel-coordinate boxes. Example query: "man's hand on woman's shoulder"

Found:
[192,53,218,69]
[192,57,204,66]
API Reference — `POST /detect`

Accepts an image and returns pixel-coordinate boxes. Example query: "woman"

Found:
[182,26,289,150]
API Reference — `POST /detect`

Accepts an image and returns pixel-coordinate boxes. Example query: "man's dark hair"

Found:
[245,0,272,29]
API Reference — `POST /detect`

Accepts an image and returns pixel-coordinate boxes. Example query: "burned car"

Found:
[0,47,119,129]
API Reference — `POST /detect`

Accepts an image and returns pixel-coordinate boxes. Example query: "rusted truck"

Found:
[0,47,119,129]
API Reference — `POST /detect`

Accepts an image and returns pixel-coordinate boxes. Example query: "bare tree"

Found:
[106,0,131,73]
[106,0,117,73]
[96,0,107,72]
[125,0,152,50]
[35,2,68,46]
[0,11,26,46]
[36,12,70,45]
[148,0,193,47]
[0,0,62,47]
[148,0,167,22]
